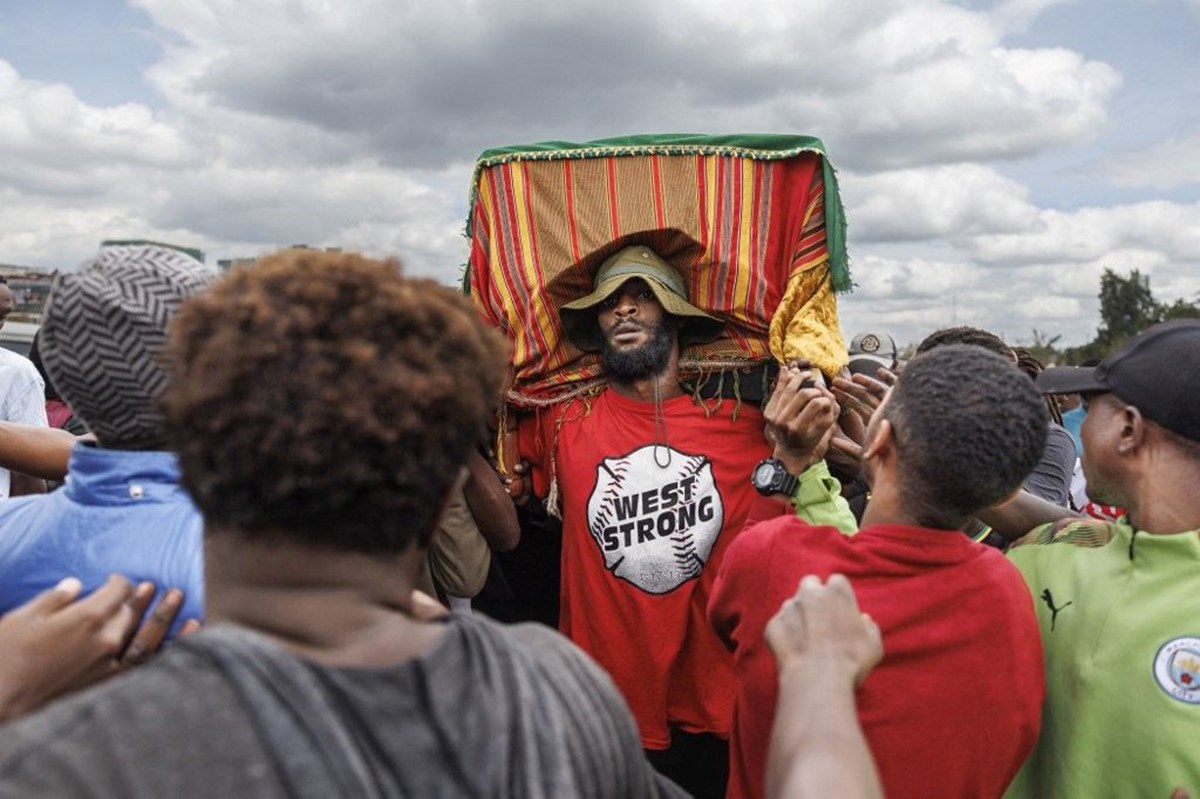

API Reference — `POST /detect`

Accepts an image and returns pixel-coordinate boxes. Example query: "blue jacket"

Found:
[0,444,203,637]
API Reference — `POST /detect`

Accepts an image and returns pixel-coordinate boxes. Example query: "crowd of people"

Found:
[0,239,1196,798]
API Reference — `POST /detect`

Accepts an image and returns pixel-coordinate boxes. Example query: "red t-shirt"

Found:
[520,389,783,748]
[708,518,1044,799]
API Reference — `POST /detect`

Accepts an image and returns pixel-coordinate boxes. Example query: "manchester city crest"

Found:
[1153,637,1200,705]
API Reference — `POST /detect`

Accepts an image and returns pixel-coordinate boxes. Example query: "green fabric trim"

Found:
[464,132,851,293]
[474,132,829,165]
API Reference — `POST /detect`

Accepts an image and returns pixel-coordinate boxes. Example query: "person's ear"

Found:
[863,419,894,463]
[1115,404,1146,456]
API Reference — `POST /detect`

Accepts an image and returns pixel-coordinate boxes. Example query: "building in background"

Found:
[218,245,342,272]
[0,265,54,357]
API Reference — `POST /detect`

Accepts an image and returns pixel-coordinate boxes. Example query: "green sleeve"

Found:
[790,460,857,534]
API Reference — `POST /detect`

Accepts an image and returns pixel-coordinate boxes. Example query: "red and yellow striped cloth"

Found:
[465,135,851,405]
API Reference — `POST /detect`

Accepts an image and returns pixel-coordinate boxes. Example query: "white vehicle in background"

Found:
[0,321,39,358]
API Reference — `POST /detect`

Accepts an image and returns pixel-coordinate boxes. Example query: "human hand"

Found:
[764,363,838,475]
[830,371,892,426]
[501,460,531,507]
[765,574,882,687]
[825,423,865,482]
[120,585,200,666]
[0,576,196,721]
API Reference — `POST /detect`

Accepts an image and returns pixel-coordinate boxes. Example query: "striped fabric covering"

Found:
[465,134,852,405]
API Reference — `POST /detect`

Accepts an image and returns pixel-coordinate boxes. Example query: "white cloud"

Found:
[124,0,1120,173]
[840,197,1200,347]
[990,0,1076,33]
[0,60,203,197]
[846,164,1038,242]
[1106,131,1200,189]
[0,0,1192,358]
[966,201,1200,267]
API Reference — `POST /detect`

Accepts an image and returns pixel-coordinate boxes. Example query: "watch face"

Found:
[753,461,777,487]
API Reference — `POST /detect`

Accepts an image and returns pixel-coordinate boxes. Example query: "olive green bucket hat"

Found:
[559,237,723,353]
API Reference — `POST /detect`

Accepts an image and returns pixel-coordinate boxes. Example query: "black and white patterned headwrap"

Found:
[40,244,218,447]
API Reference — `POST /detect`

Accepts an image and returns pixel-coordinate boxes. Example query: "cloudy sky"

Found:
[1,0,1198,347]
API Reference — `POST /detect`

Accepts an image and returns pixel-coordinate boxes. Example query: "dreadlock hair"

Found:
[1012,347,1064,426]
[882,345,1048,530]
[916,326,1015,361]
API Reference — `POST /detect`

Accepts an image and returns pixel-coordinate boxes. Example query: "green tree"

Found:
[1096,268,1161,348]
[1159,295,1200,321]
[1022,328,1063,365]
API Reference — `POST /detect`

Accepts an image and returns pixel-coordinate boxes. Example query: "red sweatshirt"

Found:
[709,518,1044,799]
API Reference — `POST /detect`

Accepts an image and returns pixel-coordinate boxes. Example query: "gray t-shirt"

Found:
[0,614,685,798]
[1023,423,1077,507]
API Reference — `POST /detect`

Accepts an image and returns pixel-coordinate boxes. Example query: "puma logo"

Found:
[1041,589,1073,631]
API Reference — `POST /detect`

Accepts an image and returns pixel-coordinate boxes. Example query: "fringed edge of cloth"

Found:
[498,358,782,519]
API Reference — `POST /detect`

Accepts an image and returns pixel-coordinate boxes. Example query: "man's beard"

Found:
[600,320,674,381]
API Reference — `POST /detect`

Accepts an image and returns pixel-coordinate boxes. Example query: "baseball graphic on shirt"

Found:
[587,444,725,594]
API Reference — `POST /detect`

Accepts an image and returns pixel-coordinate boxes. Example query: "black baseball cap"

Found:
[1035,319,1200,442]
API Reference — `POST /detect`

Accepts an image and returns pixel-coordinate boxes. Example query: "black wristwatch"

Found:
[751,458,800,498]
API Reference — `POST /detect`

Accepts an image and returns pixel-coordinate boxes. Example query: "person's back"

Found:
[711,346,1049,799]
[0,245,212,634]
[0,447,202,626]
[0,614,671,798]
[0,250,684,798]
[713,518,1042,799]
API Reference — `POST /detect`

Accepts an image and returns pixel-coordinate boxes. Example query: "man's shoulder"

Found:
[465,614,642,722]
[473,615,615,685]
[0,642,249,775]
[0,635,291,796]
[0,348,41,385]
[0,350,44,422]
[0,489,54,521]
[0,492,67,584]
[963,539,1042,602]
[1010,517,1120,552]
[0,347,34,368]
[0,474,202,605]
[725,516,842,576]
[1006,518,1124,588]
